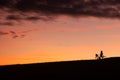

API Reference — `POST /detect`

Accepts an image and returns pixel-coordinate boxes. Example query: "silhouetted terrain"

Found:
[0,57,120,79]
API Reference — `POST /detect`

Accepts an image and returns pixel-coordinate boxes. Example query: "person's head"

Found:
[100,51,103,54]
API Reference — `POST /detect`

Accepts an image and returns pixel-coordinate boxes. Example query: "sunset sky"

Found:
[0,0,120,65]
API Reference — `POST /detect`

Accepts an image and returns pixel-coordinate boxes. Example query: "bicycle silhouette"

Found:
[95,51,105,60]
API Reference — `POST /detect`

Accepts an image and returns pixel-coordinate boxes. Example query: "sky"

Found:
[0,0,120,65]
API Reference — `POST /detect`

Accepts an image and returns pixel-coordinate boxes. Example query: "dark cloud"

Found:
[6,14,50,21]
[21,34,26,38]
[0,31,8,35]
[9,30,19,38]
[0,0,11,8]
[0,30,27,39]
[0,22,14,26]
[12,35,19,39]
[6,15,22,21]
[10,31,25,39]
[1,0,120,23]
[26,16,43,21]
[10,31,16,34]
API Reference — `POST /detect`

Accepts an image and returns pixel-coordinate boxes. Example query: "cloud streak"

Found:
[0,31,8,35]
[0,0,120,23]
[0,22,14,26]
[0,30,26,39]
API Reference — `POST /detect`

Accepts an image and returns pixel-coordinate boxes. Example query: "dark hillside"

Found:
[0,57,120,79]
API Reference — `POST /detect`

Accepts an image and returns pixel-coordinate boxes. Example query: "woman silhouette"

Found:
[100,51,104,59]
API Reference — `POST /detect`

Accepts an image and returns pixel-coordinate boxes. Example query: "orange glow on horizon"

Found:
[0,17,120,65]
